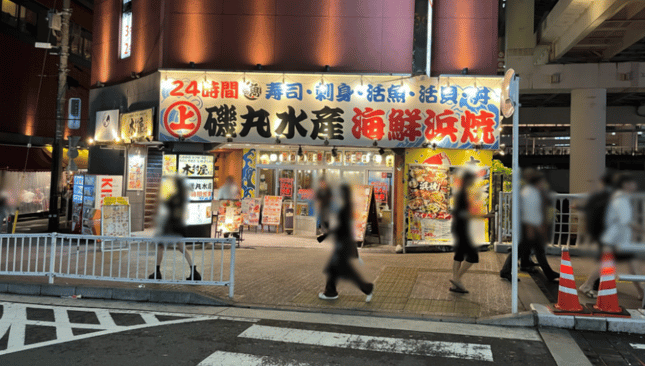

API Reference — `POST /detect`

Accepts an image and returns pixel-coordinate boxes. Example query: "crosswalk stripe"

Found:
[630,343,644,350]
[238,325,494,362]
[197,351,310,366]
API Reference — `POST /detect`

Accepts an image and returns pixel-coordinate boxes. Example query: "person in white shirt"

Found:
[501,169,559,282]
[600,172,644,301]
[217,176,239,200]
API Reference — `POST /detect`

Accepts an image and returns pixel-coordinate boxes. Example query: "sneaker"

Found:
[318,292,338,300]
[148,271,162,280]
[364,284,374,303]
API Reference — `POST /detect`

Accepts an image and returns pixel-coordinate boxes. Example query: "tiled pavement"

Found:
[0,231,644,320]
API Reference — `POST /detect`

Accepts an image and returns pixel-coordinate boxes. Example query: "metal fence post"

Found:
[498,192,503,245]
[48,232,58,284]
[229,237,236,298]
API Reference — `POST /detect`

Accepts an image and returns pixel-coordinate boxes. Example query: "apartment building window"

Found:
[71,23,92,61]
[119,0,132,59]
[2,0,37,37]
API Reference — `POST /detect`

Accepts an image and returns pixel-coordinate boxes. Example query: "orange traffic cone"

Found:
[587,249,630,317]
[552,247,589,315]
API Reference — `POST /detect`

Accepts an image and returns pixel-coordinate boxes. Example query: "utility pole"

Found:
[48,0,72,232]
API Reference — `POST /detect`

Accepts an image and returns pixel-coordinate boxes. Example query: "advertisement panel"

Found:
[94,110,120,142]
[185,202,212,226]
[261,196,282,226]
[120,108,154,141]
[159,72,502,150]
[127,153,145,190]
[94,175,123,209]
[162,154,177,176]
[187,179,213,202]
[178,155,214,177]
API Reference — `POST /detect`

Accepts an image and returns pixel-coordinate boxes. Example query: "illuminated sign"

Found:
[159,72,503,150]
[120,108,154,141]
[120,0,132,59]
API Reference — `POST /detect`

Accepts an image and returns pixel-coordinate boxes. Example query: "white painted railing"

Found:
[0,233,236,298]
[497,192,645,250]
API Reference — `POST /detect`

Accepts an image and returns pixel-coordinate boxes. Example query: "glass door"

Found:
[258,168,275,198]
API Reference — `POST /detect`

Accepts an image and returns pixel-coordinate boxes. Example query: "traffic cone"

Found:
[551,247,590,315]
[587,249,630,317]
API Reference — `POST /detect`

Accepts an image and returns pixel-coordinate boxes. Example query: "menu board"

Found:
[406,165,452,242]
[217,200,242,233]
[72,175,84,204]
[187,179,213,202]
[279,178,294,198]
[162,154,177,176]
[101,196,130,238]
[127,154,145,190]
[262,196,282,226]
[178,155,214,177]
[185,202,212,226]
[352,185,374,242]
[241,198,262,226]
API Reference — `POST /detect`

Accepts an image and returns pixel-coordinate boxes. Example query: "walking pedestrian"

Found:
[449,170,490,294]
[599,172,644,301]
[578,170,615,298]
[318,184,374,302]
[149,176,201,281]
[500,169,559,282]
[315,176,332,243]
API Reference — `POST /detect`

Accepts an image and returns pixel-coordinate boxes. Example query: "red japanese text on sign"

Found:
[352,107,385,140]
[460,110,497,144]
[388,109,422,142]
[424,109,458,142]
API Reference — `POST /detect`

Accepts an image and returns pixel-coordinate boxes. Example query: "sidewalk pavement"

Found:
[0,230,644,328]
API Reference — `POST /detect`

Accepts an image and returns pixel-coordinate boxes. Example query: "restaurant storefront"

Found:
[90,70,506,246]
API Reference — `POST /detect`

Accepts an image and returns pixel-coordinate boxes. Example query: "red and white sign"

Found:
[163,101,202,138]
[94,175,123,209]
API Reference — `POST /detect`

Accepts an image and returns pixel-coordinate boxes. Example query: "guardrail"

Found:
[497,192,645,251]
[0,233,236,298]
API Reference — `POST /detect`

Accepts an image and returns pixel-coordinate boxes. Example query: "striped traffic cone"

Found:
[552,247,589,315]
[587,249,630,317]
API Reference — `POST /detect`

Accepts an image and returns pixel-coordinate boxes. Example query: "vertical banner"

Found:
[127,152,145,190]
[242,149,256,198]
[351,185,373,242]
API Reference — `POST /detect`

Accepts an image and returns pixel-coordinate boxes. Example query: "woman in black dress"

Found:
[449,171,482,294]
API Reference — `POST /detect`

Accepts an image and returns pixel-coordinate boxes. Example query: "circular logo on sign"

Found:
[163,101,202,138]
[242,80,262,101]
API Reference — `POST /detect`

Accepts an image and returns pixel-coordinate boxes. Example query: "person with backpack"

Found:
[578,171,615,298]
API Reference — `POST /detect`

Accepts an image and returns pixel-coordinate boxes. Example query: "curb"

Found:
[0,282,229,307]
[530,303,645,334]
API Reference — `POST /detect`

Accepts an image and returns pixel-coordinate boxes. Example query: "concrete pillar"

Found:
[570,89,606,193]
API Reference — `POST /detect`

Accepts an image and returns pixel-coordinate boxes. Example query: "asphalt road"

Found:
[0,300,644,366]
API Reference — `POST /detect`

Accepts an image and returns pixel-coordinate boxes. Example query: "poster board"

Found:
[127,153,145,190]
[185,202,212,226]
[217,200,242,233]
[262,196,282,226]
[406,164,453,243]
[101,197,130,237]
[284,205,294,233]
[162,154,177,176]
[242,198,261,226]
[352,185,380,244]
[178,155,214,177]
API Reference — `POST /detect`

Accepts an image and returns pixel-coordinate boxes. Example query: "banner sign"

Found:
[159,72,502,149]
[352,185,373,242]
[261,195,282,225]
[120,108,154,141]
[94,110,120,142]
[187,178,213,201]
[178,155,214,177]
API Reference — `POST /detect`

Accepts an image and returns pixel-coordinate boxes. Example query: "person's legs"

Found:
[531,234,559,281]
[579,267,600,294]
[149,244,164,279]
[177,243,201,280]
[320,271,339,299]
[345,265,373,295]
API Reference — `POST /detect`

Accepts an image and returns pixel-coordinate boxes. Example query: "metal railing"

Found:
[497,192,645,250]
[0,233,236,298]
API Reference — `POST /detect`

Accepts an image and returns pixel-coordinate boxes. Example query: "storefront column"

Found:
[570,89,606,193]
